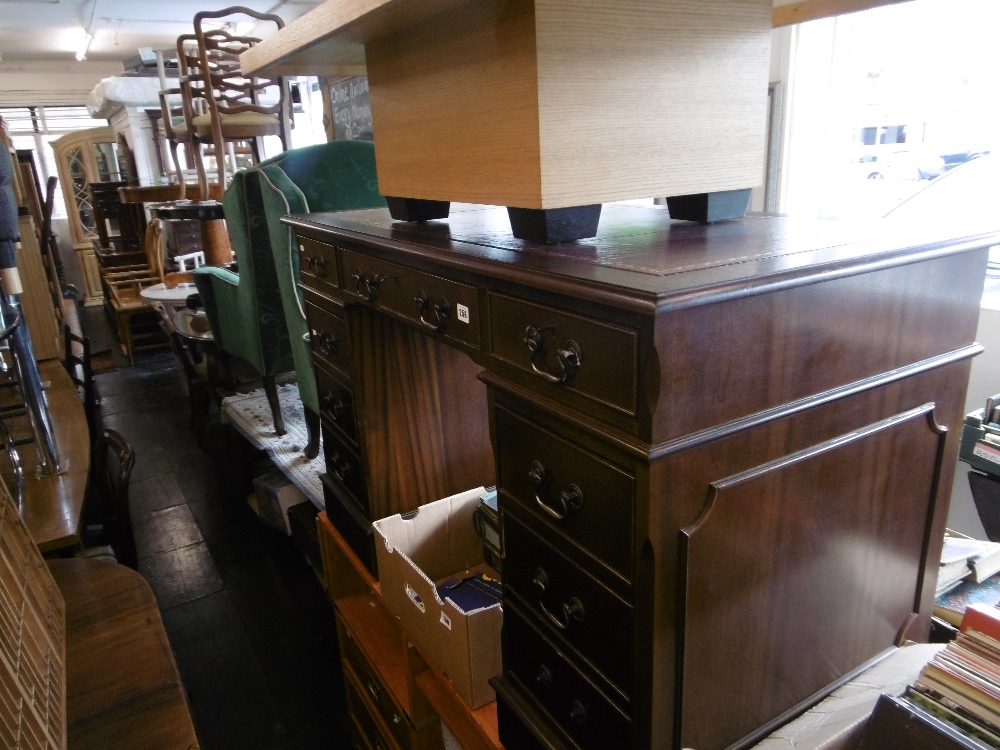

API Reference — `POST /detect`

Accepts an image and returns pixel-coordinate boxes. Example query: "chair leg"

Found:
[262,375,285,436]
[192,142,209,202]
[304,408,320,460]
[169,140,185,200]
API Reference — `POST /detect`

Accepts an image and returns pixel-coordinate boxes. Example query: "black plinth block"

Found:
[507,204,603,244]
[385,196,451,222]
[666,188,752,224]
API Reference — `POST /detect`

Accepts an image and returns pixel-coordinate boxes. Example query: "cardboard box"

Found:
[374,487,503,709]
[251,470,309,536]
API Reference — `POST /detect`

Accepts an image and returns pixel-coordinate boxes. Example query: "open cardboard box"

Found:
[373,487,503,709]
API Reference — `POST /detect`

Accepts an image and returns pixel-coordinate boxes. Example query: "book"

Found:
[907,685,1000,748]
[945,530,1000,584]
[964,604,1000,641]
[936,575,1000,627]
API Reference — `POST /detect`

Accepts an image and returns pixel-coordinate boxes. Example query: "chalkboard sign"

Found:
[329,76,373,142]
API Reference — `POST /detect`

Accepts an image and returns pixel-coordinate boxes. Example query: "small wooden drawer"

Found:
[504,513,634,699]
[340,248,480,348]
[337,597,441,750]
[502,604,632,750]
[323,425,369,515]
[306,299,352,377]
[298,236,340,295]
[345,663,402,750]
[315,360,357,445]
[495,405,635,582]
[487,292,638,417]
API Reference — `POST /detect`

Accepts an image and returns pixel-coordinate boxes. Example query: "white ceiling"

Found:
[0,0,322,63]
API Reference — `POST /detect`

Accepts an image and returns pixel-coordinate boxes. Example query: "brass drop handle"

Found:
[532,567,548,593]
[528,460,584,520]
[540,596,585,632]
[321,391,345,420]
[305,253,328,276]
[414,289,451,331]
[317,331,339,357]
[351,268,387,302]
[523,325,582,384]
[329,451,352,482]
[536,664,553,688]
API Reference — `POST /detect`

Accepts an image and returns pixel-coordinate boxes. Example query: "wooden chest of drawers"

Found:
[287,203,998,749]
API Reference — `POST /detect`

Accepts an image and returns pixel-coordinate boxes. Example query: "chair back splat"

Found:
[192,7,290,192]
[91,428,137,570]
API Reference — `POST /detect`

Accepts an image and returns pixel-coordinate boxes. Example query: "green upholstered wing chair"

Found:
[257,140,385,458]
[193,167,295,435]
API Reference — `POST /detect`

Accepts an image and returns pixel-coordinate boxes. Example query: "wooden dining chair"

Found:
[159,33,210,200]
[192,6,291,191]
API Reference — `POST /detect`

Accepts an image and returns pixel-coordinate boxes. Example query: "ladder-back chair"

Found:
[192,7,291,192]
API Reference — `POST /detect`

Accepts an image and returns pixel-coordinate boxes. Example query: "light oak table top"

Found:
[16,360,91,553]
[241,0,913,76]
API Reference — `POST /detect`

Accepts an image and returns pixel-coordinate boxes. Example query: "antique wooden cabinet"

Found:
[286,203,998,750]
[50,126,124,305]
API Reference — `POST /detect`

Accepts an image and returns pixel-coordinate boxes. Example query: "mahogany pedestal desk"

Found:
[286,203,999,750]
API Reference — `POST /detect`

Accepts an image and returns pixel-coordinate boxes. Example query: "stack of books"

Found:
[904,603,1000,747]
[938,531,1000,597]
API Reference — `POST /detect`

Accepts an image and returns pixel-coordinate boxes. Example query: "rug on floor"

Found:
[221,383,324,509]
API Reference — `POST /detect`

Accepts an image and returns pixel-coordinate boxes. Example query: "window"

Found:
[1,105,98,219]
[778,0,999,220]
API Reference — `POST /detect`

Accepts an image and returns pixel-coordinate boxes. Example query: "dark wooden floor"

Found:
[82,306,350,749]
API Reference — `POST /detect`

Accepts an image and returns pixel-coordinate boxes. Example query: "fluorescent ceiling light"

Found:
[75,32,92,61]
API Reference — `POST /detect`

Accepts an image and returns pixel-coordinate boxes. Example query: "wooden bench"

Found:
[0,476,198,749]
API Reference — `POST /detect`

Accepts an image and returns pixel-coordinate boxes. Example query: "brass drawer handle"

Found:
[569,699,588,725]
[329,450,353,483]
[414,289,451,331]
[321,392,346,421]
[351,268,387,302]
[366,670,381,703]
[540,596,585,632]
[316,331,340,357]
[528,460,584,520]
[536,663,553,688]
[305,253,328,277]
[523,325,582,383]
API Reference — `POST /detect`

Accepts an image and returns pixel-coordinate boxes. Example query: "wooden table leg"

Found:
[201,219,233,266]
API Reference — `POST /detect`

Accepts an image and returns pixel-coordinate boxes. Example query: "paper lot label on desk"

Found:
[974,442,1000,465]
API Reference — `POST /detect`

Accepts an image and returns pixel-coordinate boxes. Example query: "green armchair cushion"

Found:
[257,140,385,415]
[193,167,294,377]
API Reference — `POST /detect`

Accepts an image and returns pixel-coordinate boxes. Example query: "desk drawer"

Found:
[487,292,638,417]
[344,661,402,750]
[298,236,340,296]
[503,603,632,750]
[306,300,352,377]
[496,405,635,582]
[323,425,368,514]
[504,513,634,698]
[340,248,480,348]
[339,625,427,750]
[315,360,357,445]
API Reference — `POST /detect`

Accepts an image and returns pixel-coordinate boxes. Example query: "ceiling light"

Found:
[75,33,92,61]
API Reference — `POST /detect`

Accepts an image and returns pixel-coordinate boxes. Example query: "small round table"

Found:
[139,282,200,332]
